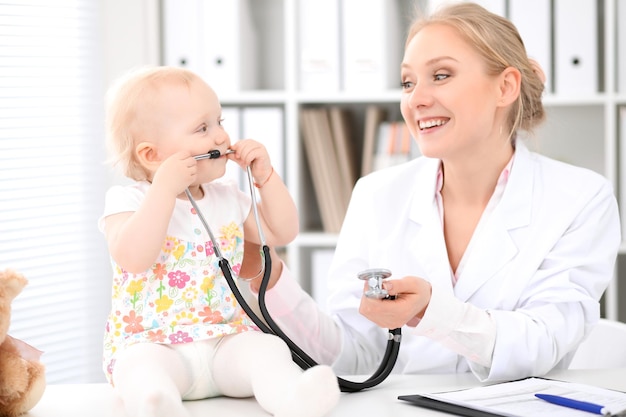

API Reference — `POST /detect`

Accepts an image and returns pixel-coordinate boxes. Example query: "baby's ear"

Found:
[135,141,160,170]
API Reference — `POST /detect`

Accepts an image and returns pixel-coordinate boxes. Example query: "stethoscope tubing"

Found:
[186,156,401,392]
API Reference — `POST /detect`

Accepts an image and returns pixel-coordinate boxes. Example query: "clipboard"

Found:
[397,377,626,417]
[398,394,506,417]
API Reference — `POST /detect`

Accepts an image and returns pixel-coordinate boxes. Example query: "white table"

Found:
[26,368,626,417]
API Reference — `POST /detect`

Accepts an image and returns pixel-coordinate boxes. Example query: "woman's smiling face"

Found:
[400,23,505,161]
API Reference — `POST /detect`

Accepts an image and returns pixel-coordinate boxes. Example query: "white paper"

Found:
[422,377,626,416]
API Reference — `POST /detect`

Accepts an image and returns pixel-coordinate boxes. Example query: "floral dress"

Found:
[98,180,258,383]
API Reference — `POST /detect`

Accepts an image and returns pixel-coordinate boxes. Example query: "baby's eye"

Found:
[218,117,225,127]
[196,124,208,133]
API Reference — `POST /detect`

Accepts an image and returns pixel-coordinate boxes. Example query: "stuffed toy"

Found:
[0,269,46,417]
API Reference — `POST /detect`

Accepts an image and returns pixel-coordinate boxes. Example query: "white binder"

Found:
[240,107,285,191]
[311,248,335,310]
[509,0,552,92]
[553,0,598,95]
[297,0,341,92]
[161,0,258,95]
[618,0,626,94]
[427,0,505,17]
[617,106,626,240]
[199,0,258,95]
[162,0,202,74]
[220,107,243,187]
[341,0,401,92]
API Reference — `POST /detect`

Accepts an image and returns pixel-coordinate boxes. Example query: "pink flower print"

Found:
[163,238,176,253]
[205,242,215,256]
[123,310,145,334]
[168,270,190,289]
[107,360,115,378]
[169,331,193,344]
[232,263,241,275]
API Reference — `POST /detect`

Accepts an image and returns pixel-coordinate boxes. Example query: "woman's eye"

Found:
[434,73,449,81]
[400,81,414,89]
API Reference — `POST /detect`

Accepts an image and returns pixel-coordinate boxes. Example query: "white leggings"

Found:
[112,331,339,417]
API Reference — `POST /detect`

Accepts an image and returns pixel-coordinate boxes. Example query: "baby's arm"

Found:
[104,151,198,273]
[230,140,298,246]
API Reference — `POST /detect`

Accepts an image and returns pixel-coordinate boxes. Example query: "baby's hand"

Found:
[151,151,197,197]
[229,139,273,185]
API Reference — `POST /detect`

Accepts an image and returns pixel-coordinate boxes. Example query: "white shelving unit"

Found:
[146,0,626,320]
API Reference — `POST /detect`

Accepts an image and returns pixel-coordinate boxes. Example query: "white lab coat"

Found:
[264,141,620,382]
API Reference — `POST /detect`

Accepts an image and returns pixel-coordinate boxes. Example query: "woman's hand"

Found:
[359,276,432,329]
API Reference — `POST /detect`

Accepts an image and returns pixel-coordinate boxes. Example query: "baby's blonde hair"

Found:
[406,2,546,139]
[104,66,201,180]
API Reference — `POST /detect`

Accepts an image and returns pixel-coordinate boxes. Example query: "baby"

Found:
[98,66,340,417]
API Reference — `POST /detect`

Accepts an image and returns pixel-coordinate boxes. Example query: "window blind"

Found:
[0,0,110,383]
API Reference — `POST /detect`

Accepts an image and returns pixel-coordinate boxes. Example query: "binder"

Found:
[300,108,348,233]
[341,0,402,91]
[427,0,505,17]
[162,0,258,95]
[617,106,626,239]
[199,0,258,95]
[300,109,337,232]
[310,248,335,310]
[162,0,202,73]
[240,107,285,192]
[328,106,358,199]
[297,0,341,92]
[618,0,626,94]
[509,0,552,92]
[220,107,243,187]
[553,0,598,95]
[361,105,388,176]
[372,121,419,172]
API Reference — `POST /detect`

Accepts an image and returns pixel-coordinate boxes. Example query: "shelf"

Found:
[157,0,625,321]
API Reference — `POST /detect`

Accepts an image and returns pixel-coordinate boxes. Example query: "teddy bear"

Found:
[0,269,46,417]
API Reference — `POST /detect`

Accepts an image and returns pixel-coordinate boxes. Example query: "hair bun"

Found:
[529,58,546,84]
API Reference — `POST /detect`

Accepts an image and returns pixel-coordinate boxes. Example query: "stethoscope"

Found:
[187,149,401,393]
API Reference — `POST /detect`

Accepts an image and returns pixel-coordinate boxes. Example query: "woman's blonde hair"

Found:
[104,66,200,181]
[406,2,546,138]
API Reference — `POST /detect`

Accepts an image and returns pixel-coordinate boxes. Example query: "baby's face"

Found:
[139,77,231,182]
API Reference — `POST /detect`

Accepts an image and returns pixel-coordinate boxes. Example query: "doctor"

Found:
[243,2,621,382]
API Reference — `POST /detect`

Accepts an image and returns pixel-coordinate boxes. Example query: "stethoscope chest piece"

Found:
[358,268,392,299]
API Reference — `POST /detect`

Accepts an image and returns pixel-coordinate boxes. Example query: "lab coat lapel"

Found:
[453,143,534,301]
[408,159,454,291]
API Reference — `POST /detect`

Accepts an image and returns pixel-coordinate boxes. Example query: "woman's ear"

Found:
[497,67,522,107]
[135,141,160,171]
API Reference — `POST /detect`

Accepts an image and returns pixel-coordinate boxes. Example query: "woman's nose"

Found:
[406,83,433,108]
